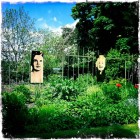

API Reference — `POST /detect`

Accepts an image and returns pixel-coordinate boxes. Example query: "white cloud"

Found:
[64,19,79,29]
[40,22,62,35]
[39,19,79,36]
[41,23,49,29]
[53,17,57,22]
[37,18,44,21]
[51,27,63,35]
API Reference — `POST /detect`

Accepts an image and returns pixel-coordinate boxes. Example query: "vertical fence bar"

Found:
[92,56,94,85]
[125,60,126,86]
[29,62,30,84]
[22,63,24,83]
[16,62,18,84]
[88,48,89,74]
[73,53,74,79]
[9,64,10,90]
[78,51,79,78]
[87,48,89,84]
[16,69,17,85]
[62,53,64,79]
[83,48,84,75]
[68,55,69,79]
[29,51,31,89]
[132,55,134,83]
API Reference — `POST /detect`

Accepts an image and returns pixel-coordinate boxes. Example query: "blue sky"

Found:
[2,2,77,31]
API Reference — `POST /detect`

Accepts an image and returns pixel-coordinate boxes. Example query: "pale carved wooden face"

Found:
[96,55,106,74]
[33,55,43,71]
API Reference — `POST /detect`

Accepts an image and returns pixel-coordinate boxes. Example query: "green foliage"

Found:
[51,78,79,101]
[13,85,31,102]
[94,16,115,31]
[102,101,138,125]
[85,85,104,98]
[27,100,73,133]
[101,83,123,102]
[2,76,139,136]
[47,74,63,84]
[46,74,97,101]
[116,38,130,53]
[72,2,138,57]
[2,91,28,136]
[75,74,97,92]
[124,82,138,99]
[105,49,134,80]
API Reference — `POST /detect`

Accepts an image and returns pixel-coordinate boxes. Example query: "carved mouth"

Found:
[36,66,40,68]
[99,66,103,68]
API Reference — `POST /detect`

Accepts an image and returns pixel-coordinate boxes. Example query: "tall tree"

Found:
[72,3,95,54]
[1,7,37,83]
[2,7,36,63]
[72,2,139,55]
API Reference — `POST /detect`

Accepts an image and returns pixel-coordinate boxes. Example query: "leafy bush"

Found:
[26,100,74,133]
[3,74,138,135]
[105,49,134,80]
[2,91,28,136]
[13,85,31,102]
[75,74,97,92]
[124,82,138,99]
[102,80,138,101]
[47,74,63,85]
[85,85,104,97]
[25,83,138,134]
[101,83,125,102]
[108,78,127,85]
[48,75,80,101]
[102,101,138,125]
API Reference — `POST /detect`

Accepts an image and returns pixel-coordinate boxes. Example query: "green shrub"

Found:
[76,74,97,92]
[85,85,104,98]
[102,80,138,101]
[101,83,123,102]
[13,85,31,102]
[26,100,73,133]
[2,91,28,136]
[102,101,138,125]
[108,78,127,85]
[47,74,63,85]
[25,90,138,133]
[124,82,138,99]
[48,78,80,101]
[105,49,134,80]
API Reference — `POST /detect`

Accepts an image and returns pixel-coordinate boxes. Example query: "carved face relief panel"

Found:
[96,55,106,74]
[31,51,43,83]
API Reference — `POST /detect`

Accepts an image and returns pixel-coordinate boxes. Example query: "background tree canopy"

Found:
[71,2,138,56]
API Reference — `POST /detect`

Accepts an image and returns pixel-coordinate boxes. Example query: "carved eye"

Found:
[34,59,37,62]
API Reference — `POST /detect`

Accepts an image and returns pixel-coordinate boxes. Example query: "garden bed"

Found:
[2,74,139,138]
